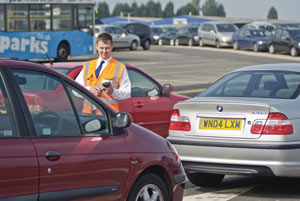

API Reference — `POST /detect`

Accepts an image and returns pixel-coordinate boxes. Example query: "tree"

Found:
[163,1,174,17]
[154,2,163,17]
[96,2,110,18]
[112,3,131,16]
[267,6,278,19]
[192,0,201,14]
[202,0,226,17]
[131,2,139,16]
[176,3,199,16]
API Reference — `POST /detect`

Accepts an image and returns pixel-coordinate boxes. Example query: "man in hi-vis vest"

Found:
[75,33,131,112]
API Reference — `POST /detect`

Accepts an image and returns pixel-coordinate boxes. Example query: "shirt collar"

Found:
[98,56,112,64]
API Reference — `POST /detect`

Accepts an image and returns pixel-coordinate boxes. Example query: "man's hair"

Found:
[96,32,113,44]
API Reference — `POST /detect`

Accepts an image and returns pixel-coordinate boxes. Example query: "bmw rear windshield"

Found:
[199,71,300,99]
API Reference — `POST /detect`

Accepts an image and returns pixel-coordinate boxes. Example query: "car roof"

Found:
[204,21,234,25]
[45,62,137,70]
[233,63,300,72]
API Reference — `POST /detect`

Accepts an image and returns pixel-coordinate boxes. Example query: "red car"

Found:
[0,59,185,200]
[45,62,189,138]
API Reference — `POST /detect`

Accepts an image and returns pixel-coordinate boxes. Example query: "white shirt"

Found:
[75,56,131,100]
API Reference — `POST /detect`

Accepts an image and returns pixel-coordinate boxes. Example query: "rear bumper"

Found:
[168,137,300,177]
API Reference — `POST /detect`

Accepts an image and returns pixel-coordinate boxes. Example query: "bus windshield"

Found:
[0,0,95,61]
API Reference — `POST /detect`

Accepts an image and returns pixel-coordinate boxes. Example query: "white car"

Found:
[168,63,300,187]
[94,24,140,50]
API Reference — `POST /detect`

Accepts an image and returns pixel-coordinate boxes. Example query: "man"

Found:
[76,33,131,112]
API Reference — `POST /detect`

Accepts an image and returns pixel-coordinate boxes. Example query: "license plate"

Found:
[199,118,242,130]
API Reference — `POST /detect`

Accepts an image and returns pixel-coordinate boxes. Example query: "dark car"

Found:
[113,22,152,50]
[158,25,178,46]
[0,59,185,200]
[175,25,199,46]
[232,28,269,52]
[150,25,164,44]
[268,27,300,56]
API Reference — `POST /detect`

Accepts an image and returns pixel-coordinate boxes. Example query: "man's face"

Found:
[96,40,113,60]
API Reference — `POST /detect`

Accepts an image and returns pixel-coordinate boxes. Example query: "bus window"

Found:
[0,5,4,31]
[53,5,72,30]
[29,4,51,31]
[7,4,29,32]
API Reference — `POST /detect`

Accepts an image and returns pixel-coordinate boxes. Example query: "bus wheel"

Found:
[57,42,70,61]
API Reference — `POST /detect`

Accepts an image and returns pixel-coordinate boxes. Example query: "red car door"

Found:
[0,74,39,200]
[11,68,131,201]
[127,68,176,138]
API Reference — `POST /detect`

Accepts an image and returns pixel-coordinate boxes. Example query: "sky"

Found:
[98,0,300,21]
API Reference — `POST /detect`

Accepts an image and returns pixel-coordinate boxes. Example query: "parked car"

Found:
[113,22,152,50]
[0,59,185,200]
[168,63,300,187]
[175,25,199,46]
[198,21,238,48]
[150,25,164,44]
[94,24,140,51]
[160,25,179,46]
[45,62,189,138]
[242,21,276,36]
[268,27,300,56]
[232,28,269,52]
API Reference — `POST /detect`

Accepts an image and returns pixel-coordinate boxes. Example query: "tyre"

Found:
[130,41,138,51]
[142,40,151,50]
[290,46,298,57]
[216,40,221,48]
[170,39,175,46]
[175,39,180,46]
[268,44,275,54]
[158,39,163,46]
[252,43,258,52]
[188,38,194,46]
[127,173,169,201]
[57,42,70,61]
[233,41,239,50]
[199,38,204,47]
[186,172,224,187]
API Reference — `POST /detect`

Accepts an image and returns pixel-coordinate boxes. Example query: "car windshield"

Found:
[188,27,198,34]
[289,29,300,39]
[250,30,266,37]
[216,24,237,32]
[198,71,300,99]
[151,27,163,34]
[53,67,71,75]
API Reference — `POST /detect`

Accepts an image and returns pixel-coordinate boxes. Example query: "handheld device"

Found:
[102,82,111,88]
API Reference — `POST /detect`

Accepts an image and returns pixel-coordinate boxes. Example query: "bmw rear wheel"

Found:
[142,40,151,50]
[186,172,224,187]
[127,173,169,201]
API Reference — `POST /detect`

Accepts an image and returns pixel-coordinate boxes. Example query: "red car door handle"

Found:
[45,150,61,161]
[134,102,144,108]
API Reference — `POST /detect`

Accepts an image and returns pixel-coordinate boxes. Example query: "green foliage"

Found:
[202,0,226,17]
[176,3,199,16]
[112,3,131,17]
[267,6,278,19]
[163,2,174,18]
[96,2,110,18]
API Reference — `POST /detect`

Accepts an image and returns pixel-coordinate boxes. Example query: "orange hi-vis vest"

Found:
[82,58,124,112]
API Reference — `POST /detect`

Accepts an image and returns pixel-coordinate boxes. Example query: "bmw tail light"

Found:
[169,109,191,131]
[251,112,293,135]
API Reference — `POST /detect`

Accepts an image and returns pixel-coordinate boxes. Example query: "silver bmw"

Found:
[168,63,300,187]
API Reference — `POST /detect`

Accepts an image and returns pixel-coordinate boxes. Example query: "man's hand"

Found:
[90,86,102,96]
[102,84,114,95]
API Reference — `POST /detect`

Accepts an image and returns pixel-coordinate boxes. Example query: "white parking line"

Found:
[183,186,257,201]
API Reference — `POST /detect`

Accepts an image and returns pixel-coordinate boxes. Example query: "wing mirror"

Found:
[115,112,132,128]
[83,119,102,133]
[162,84,173,97]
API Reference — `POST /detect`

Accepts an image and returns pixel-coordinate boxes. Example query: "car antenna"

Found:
[45,52,53,65]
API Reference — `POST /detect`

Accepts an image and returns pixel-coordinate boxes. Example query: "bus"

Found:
[0,0,95,61]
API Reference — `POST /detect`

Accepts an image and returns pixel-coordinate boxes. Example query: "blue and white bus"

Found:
[0,0,95,61]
